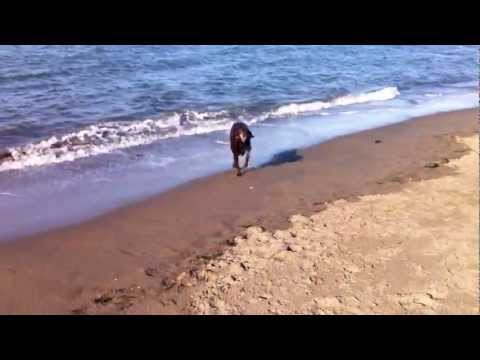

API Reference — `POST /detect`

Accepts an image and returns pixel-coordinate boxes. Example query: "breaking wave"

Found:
[0,87,400,172]
[269,87,400,117]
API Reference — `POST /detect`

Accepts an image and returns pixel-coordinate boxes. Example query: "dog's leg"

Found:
[244,150,250,169]
[233,154,239,169]
[233,154,242,176]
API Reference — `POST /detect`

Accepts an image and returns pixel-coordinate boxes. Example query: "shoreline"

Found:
[0,104,477,243]
[1,107,476,243]
[0,108,477,314]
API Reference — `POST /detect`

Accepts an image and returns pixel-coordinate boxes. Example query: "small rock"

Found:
[413,294,438,308]
[273,252,288,261]
[374,140,382,144]
[226,237,238,246]
[176,272,187,283]
[291,214,310,225]
[71,307,87,315]
[344,264,361,273]
[240,262,249,271]
[424,162,439,168]
[197,250,224,261]
[94,294,113,305]
[190,267,207,281]
[144,267,158,277]
[314,297,341,308]
[249,186,254,190]
[209,298,226,310]
[161,277,176,289]
[286,244,302,252]
[426,287,448,300]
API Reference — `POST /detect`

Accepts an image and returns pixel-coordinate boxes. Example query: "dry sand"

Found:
[181,135,478,315]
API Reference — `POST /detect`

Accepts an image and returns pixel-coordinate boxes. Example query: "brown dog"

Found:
[230,122,254,176]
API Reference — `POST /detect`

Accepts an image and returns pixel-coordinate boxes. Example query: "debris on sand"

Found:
[424,162,439,168]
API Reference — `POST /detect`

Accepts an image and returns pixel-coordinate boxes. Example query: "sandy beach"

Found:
[182,134,479,314]
[0,108,477,314]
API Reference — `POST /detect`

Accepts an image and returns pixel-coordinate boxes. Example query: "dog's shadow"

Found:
[236,149,303,176]
[260,149,303,169]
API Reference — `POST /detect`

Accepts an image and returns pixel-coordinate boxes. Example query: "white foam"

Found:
[145,157,176,168]
[0,86,401,172]
[269,87,400,117]
[0,110,256,172]
[0,192,20,197]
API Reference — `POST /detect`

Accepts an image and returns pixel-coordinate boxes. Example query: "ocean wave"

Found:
[0,192,21,197]
[0,69,72,85]
[0,110,240,172]
[268,87,400,117]
[0,87,400,172]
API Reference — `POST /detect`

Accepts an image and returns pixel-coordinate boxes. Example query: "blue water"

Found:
[0,45,477,240]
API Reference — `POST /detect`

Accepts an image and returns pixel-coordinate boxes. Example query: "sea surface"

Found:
[0,45,477,240]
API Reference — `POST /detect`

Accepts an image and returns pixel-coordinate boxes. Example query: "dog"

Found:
[230,122,254,176]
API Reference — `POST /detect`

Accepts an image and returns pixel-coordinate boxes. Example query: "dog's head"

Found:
[237,129,254,143]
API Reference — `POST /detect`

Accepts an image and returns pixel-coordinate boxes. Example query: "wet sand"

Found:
[0,108,477,314]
